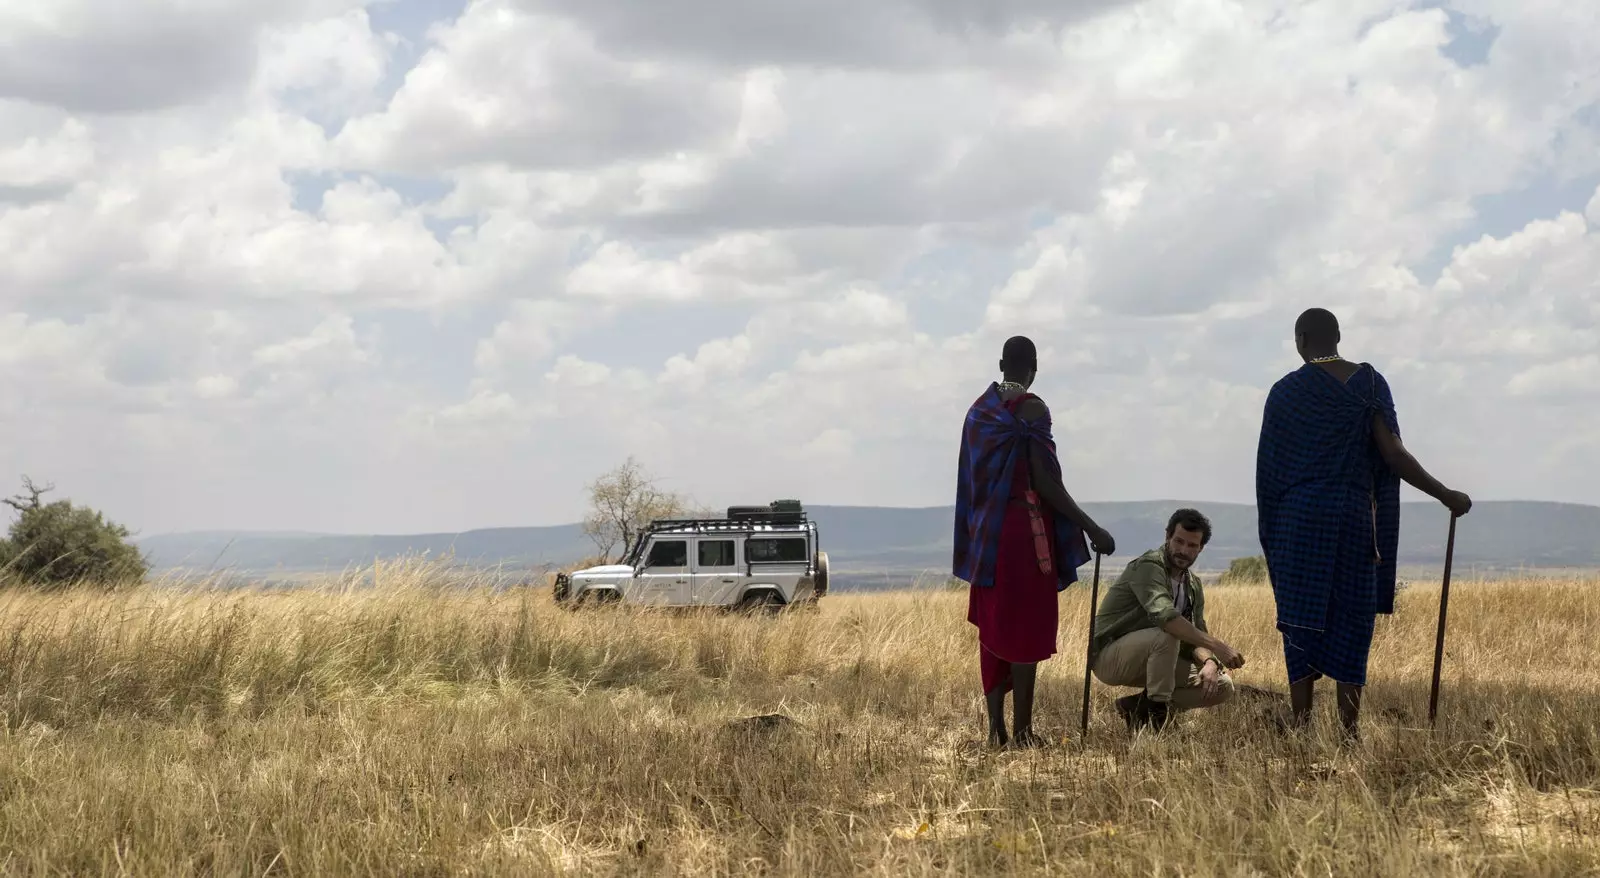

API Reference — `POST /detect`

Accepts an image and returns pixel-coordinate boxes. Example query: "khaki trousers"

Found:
[1092,627,1235,710]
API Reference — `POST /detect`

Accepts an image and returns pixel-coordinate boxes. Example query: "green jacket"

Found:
[1090,547,1208,665]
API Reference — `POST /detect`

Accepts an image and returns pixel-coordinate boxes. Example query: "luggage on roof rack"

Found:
[769,500,803,523]
[726,500,806,523]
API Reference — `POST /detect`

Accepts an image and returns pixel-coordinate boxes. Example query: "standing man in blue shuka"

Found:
[1256,308,1472,741]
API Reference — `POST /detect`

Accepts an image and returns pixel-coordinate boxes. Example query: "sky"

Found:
[2,0,1598,537]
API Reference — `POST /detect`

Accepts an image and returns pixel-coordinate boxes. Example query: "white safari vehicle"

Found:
[553,500,829,612]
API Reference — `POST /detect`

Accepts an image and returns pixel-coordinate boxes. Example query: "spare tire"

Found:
[813,551,830,598]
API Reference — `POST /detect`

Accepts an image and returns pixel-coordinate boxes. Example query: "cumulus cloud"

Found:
[1,0,1598,536]
[256,9,398,120]
[334,0,743,172]
[0,0,370,113]
[515,0,1136,69]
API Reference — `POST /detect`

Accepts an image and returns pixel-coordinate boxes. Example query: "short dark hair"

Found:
[1166,508,1212,546]
[1000,335,1037,375]
[1294,308,1340,348]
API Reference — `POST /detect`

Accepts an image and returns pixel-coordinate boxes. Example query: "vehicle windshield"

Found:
[622,533,646,567]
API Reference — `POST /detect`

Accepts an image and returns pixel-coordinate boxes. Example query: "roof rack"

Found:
[631,500,812,543]
[622,503,818,567]
[645,515,813,535]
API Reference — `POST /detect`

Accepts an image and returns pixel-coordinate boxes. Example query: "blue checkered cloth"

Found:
[1255,363,1402,686]
[953,383,1091,591]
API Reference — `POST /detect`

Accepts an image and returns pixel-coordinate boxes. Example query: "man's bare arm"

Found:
[1017,397,1115,554]
[1371,413,1471,515]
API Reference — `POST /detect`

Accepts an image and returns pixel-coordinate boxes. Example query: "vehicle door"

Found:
[745,535,809,597]
[692,536,741,606]
[635,538,690,605]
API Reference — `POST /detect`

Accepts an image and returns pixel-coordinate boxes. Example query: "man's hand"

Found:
[1199,660,1222,698]
[1211,640,1246,670]
[1088,525,1115,556]
[1442,489,1472,517]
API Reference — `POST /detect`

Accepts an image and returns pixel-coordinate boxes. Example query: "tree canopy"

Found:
[0,477,149,589]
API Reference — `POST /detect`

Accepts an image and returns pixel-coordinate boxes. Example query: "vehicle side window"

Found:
[645,540,688,568]
[747,537,808,563]
[698,539,735,568]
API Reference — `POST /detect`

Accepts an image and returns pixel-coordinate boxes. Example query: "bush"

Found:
[0,477,149,589]
[1220,554,1269,585]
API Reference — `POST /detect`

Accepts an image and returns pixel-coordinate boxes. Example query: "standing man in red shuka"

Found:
[953,336,1117,748]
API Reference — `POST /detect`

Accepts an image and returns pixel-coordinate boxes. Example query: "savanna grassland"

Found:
[0,564,1595,876]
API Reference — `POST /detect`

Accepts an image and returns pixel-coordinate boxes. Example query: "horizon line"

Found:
[133,497,1600,541]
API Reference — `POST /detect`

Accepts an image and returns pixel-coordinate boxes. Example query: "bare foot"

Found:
[1009,728,1049,750]
[1266,707,1309,737]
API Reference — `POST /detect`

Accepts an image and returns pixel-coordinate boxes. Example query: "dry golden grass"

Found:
[0,562,1596,876]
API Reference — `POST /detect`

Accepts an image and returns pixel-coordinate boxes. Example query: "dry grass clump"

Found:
[0,562,1595,876]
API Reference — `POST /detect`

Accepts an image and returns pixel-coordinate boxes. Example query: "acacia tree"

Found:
[0,476,150,589]
[581,457,696,563]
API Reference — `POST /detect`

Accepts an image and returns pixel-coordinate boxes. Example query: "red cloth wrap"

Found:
[966,396,1060,694]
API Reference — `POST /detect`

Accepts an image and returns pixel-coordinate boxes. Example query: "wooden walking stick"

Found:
[1427,513,1459,728]
[1080,552,1103,738]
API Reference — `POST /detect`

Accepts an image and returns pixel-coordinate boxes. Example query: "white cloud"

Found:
[2,0,1600,536]
[194,374,240,400]
[1508,355,1600,399]
[516,0,1136,70]
[0,113,93,194]
[333,0,742,172]
[470,299,595,392]
[660,335,753,393]
[256,9,396,119]
[0,0,369,113]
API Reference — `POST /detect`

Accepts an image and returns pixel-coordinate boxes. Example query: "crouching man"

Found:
[1090,508,1246,731]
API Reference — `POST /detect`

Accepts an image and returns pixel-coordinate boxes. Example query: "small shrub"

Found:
[1220,554,1269,585]
[0,477,149,589]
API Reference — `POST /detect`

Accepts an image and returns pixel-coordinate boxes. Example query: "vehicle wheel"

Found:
[577,590,620,609]
[813,551,830,598]
[736,590,783,616]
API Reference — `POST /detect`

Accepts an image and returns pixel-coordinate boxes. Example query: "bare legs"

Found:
[985,685,1008,747]
[1289,677,1314,725]
[1286,676,1363,742]
[1336,683,1362,741]
[1011,663,1045,747]
[984,662,1046,749]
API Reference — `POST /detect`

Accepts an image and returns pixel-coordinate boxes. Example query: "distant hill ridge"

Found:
[137,500,1600,587]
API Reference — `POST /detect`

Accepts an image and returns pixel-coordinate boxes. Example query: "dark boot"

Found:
[1115,692,1147,730]
[1144,698,1172,732]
